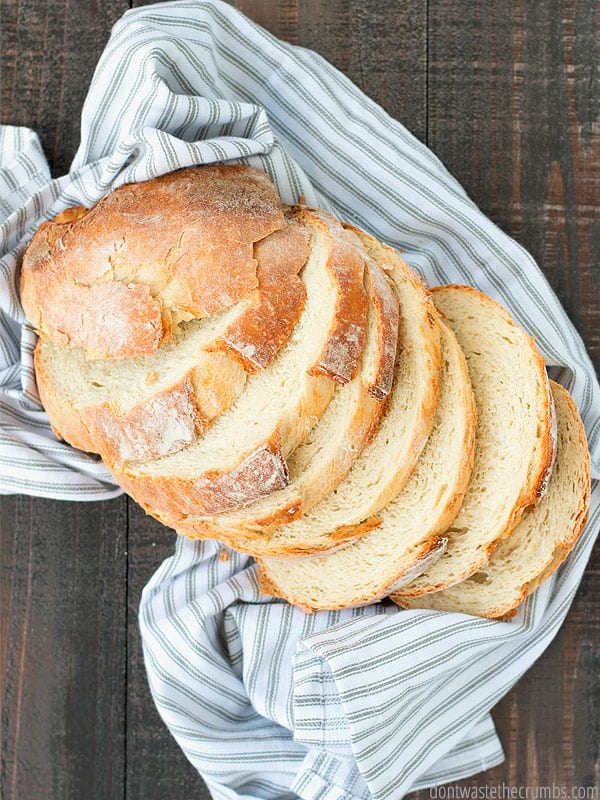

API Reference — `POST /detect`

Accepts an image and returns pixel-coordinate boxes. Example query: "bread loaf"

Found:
[23,165,589,620]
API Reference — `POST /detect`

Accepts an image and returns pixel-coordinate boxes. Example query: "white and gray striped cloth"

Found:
[1,2,599,798]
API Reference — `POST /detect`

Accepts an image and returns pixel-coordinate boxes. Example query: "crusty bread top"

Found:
[394,382,590,618]
[213,213,310,372]
[20,165,287,359]
[395,284,557,598]
[31,211,312,463]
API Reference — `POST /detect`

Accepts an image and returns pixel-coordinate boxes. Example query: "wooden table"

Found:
[1,2,598,798]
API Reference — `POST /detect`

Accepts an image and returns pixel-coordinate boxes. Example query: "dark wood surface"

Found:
[1,1,598,798]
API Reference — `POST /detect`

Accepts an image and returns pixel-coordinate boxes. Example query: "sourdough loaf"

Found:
[170,231,440,555]
[393,284,556,599]
[394,382,590,617]
[258,318,476,611]
[24,165,589,621]
[112,206,368,518]
[32,211,311,462]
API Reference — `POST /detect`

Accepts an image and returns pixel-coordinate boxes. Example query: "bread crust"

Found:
[34,337,248,461]
[21,165,287,359]
[360,246,400,400]
[212,212,310,372]
[305,209,368,385]
[30,205,313,463]
[81,379,204,463]
[116,431,291,517]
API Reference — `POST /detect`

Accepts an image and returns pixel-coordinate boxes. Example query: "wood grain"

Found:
[1,2,129,798]
[426,0,599,372]
[0,495,127,799]
[298,0,428,141]
[0,0,128,177]
[125,505,209,799]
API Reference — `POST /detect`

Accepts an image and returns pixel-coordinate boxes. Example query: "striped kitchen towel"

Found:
[1,1,598,798]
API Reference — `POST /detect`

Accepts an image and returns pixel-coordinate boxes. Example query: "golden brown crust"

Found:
[361,251,399,400]
[305,209,368,384]
[21,165,286,359]
[213,213,310,372]
[53,206,88,224]
[114,430,291,517]
[81,379,205,463]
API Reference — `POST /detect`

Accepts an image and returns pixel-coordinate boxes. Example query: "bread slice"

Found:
[168,231,441,555]
[258,318,476,612]
[20,166,289,359]
[33,215,311,462]
[393,382,590,618]
[393,284,556,599]
[112,207,369,518]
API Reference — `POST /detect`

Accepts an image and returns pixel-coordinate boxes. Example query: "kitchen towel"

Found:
[1,2,598,798]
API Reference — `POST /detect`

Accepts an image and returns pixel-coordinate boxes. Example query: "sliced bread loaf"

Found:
[393,382,590,618]
[20,166,288,359]
[33,215,311,462]
[393,284,556,599]
[112,207,369,518]
[168,250,398,540]
[168,231,441,555]
[231,232,440,555]
[258,318,476,611]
